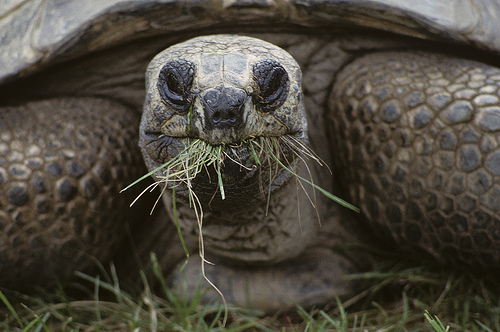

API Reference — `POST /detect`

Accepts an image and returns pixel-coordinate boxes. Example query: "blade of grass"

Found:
[94,275,102,325]
[33,312,50,332]
[216,145,225,200]
[120,140,196,193]
[18,306,50,332]
[172,187,190,261]
[425,311,450,332]
[249,139,261,165]
[475,320,495,332]
[121,159,176,193]
[0,290,24,327]
[263,138,360,213]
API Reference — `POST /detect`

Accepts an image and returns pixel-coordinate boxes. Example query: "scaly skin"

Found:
[330,51,500,268]
[0,98,147,290]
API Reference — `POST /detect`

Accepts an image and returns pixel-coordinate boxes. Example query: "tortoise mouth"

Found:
[141,132,304,211]
[195,136,301,211]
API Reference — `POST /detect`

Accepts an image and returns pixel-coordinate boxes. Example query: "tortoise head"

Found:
[140,35,307,211]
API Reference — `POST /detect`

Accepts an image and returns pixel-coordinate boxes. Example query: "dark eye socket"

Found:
[158,59,195,112]
[253,59,289,112]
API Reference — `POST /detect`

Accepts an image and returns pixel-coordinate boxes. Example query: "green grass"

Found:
[1,250,498,331]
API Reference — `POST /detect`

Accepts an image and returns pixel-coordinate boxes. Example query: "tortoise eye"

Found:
[158,59,195,112]
[253,59,289,112]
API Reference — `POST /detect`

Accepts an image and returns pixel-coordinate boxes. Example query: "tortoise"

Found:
[1,0,499,312]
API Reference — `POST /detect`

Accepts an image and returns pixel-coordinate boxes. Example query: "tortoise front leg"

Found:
[328,51,500,268]
[0,97,147,290]
[169,246,354,313]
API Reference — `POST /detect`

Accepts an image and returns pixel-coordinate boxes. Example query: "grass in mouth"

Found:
[123,135,358,213]
[121,135,359,326]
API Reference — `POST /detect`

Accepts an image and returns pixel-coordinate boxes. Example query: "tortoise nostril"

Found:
[212,109,238,125]
[202,86,246,128]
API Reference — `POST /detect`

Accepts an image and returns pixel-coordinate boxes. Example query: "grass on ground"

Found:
[1,249,498,331]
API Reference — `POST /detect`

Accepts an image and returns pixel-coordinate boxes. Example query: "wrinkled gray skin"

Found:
[1,0,500,313]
